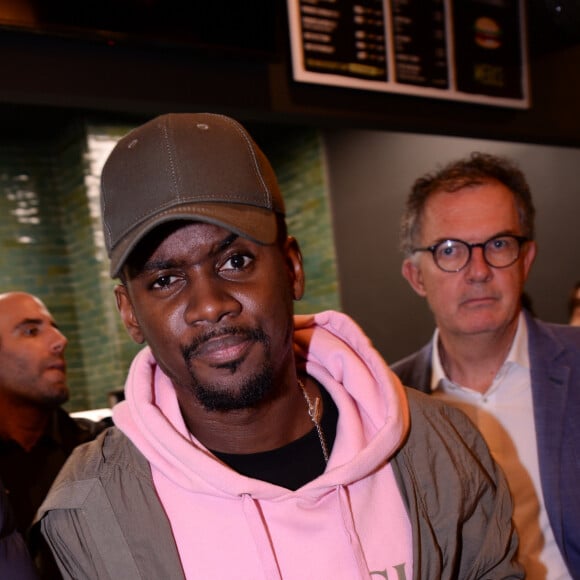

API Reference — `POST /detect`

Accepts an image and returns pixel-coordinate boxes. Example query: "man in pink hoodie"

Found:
[35,113,522,579]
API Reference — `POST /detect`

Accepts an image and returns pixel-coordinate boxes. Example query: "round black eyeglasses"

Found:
[412,235,529,273]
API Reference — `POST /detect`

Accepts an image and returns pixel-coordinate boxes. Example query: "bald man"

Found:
[0,292,108,535]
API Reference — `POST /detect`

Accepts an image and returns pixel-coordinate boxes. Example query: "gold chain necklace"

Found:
[298,378,329,463]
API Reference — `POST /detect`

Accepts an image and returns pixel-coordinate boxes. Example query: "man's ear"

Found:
[402,258,428,298]
[114,284,146,344]
[522,240,537,280]
[284,236,305,301]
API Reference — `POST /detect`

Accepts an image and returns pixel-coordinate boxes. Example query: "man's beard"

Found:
[181,327,274,412]
[37,382,69,408]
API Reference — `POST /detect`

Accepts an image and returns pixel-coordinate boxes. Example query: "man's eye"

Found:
[151,275,176,289]
[490,238,508,250]
[23,327,39,337]
[440,243,460,257]
[221,253,253,271]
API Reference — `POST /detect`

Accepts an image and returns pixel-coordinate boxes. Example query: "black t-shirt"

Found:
[212,385,338,490]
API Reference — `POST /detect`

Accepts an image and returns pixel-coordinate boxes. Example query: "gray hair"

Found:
[400,152,536,257]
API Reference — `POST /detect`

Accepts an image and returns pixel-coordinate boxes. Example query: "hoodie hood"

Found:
[113,310,412,578]
[114,311,409,496]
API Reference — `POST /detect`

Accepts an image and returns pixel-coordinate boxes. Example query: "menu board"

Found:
[287,0,529,108]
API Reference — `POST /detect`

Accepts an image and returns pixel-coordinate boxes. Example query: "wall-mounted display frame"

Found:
[287,0,530,109]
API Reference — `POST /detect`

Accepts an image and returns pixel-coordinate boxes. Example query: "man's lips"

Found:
[460,295,497,307]
[189,333,255,366]
[183,326,269,369]
[46,360,66,373]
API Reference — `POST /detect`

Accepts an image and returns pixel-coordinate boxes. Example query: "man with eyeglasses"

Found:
[392,152,580,579]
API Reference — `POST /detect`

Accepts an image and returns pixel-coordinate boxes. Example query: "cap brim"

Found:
[109,202,278,278]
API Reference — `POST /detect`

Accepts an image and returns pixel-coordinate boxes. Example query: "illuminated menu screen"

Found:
[288,0,528,108]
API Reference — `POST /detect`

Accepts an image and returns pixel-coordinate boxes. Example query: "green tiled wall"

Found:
[0,119,339,411]
[255,125,340,314]
[0,126,87,409]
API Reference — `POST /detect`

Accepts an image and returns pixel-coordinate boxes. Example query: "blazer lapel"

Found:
[526,312,569,551]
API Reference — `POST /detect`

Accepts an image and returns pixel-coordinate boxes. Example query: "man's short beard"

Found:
[181,326,275,412]
[38,386,69,408]
[190,363,274,412]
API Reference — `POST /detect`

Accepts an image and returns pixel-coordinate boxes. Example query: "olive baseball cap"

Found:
[101,112,285,278]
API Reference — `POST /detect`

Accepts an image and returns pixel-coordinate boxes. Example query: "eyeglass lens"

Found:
[434,236,522,272]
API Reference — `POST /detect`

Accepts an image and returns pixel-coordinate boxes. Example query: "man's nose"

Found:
[50,328,68,354]
[184,277,241,325]
[465,246,493,281]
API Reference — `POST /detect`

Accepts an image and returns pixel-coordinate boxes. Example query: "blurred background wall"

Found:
[0,0,579,407]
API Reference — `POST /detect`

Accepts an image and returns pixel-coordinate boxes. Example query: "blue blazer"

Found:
[391,310,580,577]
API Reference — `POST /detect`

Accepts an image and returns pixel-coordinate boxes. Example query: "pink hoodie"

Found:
[114,310,412,579]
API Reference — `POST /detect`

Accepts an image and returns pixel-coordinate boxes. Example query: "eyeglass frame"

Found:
[411,234,530,273]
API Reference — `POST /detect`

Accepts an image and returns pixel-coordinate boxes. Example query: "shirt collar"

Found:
[430,310,529,392]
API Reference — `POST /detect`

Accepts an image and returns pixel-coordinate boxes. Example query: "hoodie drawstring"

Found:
[337,485,371,576]
[241,493,283,580]
[242,487,370,579]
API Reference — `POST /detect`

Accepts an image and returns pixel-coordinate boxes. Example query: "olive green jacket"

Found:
[35,389,522,579]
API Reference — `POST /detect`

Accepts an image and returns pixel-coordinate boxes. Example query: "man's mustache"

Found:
[181,326,269,360]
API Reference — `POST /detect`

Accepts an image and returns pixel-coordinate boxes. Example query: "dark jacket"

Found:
[0,478,38,580]
[35,389,522,579]
[0,408,110,534]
